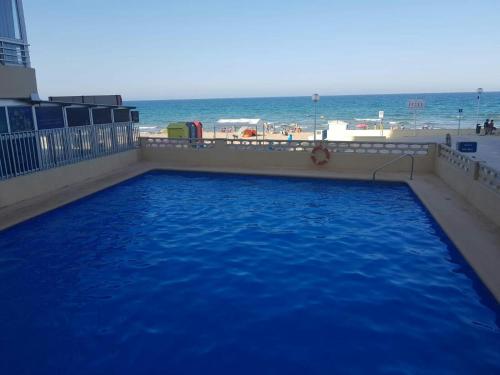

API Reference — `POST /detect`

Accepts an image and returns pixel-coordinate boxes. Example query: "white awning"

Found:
[217,118,263,126]
[354,118,382,122]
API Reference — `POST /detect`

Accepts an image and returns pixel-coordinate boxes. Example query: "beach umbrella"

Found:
[356,124,368,129]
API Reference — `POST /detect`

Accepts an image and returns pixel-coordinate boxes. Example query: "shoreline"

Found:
[140,130,314,141]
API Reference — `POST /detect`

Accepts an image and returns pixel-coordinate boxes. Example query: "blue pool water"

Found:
[0,172,499,374]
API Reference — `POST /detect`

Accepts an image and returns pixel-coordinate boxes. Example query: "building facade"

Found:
[0,0,37,98]
[0,0,139,180]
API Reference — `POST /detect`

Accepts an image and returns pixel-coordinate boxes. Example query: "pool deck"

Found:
[0,163,499,303]
[392,134,500,170]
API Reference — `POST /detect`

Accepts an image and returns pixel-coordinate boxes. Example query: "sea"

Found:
[125,92,500,131]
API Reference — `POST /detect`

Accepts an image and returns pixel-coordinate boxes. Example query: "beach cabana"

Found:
[216,118,264,139]
[185,122,197,139]
[167,122,190,138]
[192,121,203,138]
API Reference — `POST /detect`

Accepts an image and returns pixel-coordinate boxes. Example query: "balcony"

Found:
[0,122,139,180]
[0,38,30,67]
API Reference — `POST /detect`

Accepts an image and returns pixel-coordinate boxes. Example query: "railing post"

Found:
[473,161,480,180]
[109,110,118,152]
[92,124,100,157]
[61,107,71,164]
[5,108,19,177]
[31,106,42,171]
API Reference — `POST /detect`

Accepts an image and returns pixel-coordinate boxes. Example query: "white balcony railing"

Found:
[438,144,499,193]
[0,39,30,67]
[0,122,139,180]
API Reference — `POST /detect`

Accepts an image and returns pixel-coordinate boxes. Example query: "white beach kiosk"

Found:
[325,119,391,141]
[216,118,264,139]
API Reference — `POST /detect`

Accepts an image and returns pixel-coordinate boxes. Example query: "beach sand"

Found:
[141,130,314,141]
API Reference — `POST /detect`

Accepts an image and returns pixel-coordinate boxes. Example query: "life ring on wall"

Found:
[311,144,331,166]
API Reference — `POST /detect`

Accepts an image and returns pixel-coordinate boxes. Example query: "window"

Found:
[113,109,130,123]
[131,111,140,123]
[1,42,23,65]
[36,107,65,130]
[8,106,34,132]
[0,107,8,133]
[0,0,22,40]
[92,108,112,124]
[66,108,91,127]
[11,0,21,39]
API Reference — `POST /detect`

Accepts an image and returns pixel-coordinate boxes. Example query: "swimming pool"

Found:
[0,171,499,374]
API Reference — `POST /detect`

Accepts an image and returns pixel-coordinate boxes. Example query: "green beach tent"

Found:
[167,122,190,139]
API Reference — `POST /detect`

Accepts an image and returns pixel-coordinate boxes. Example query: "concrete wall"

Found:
[2,138,498,228]
[141,140,436,175]
[0,65,38,99]
[326,127,477,141]
[390,128,477,138]
[435,157,500,227]
[0,150,139,208]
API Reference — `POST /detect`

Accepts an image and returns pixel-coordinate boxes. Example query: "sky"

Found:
[23,0,500,100]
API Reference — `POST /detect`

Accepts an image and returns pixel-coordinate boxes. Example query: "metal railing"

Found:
[0,122,139,181]
[141,137,432,156]
[0,39,30,67]
[372,154,415,181]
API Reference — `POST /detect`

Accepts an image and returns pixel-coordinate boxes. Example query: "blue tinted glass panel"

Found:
[0,0,21,39]
[11,0,21,39]
[66,108,90,127]
[92,108,112,124]
[131,111,140,123]
[113,109,130,122]
[8,106,34,132]
[0,107,8,133]
[35,107,65,129]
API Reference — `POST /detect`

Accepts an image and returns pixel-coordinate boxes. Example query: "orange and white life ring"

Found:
[311,144,331,166]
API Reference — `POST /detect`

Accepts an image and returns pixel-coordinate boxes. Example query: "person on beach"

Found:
[490,120,496,135]
[483,119,490,135]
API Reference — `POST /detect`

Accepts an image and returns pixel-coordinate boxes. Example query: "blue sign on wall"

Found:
[456,142,477,153]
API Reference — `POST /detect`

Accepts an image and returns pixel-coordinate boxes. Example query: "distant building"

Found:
[0,0,138,135]
[0,0,138,180]
[0,0,37,99]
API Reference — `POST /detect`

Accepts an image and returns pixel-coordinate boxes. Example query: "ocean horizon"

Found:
[126,91,500,131]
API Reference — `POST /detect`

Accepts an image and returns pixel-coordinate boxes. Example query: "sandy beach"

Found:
[141,130,315,141]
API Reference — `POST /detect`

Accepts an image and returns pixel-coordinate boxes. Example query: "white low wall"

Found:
[140,139,436,175]
[435,145,500,226]
[0,150,139,208]
[390,128,477,138]
[326,127,477,141]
